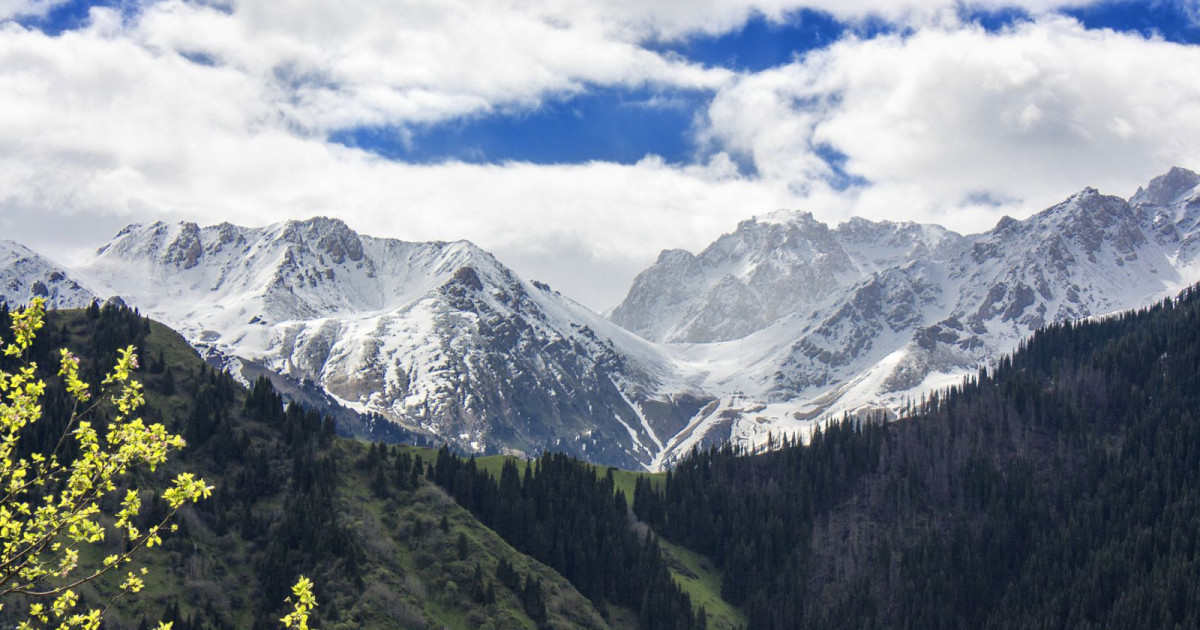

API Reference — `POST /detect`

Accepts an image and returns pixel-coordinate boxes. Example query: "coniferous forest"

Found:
[0,302,615,629]
[637,285,1200,628]
[431,448,705,629]
[5,282,1200,628]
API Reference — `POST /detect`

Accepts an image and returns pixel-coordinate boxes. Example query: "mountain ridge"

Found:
[2,167,1198,470]
[0,239,95,309]
[65,215,703,470]
[618,167,1200,466]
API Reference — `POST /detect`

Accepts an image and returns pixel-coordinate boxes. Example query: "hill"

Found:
[0,302,621,629]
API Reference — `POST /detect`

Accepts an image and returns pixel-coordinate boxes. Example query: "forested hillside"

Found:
[0,302,619,630]
[431,449,705,629]
[637,285,1200,628]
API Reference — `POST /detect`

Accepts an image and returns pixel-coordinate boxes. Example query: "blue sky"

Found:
[280,3,1198,168]
[18,0,1197,171]
[2,0,1200,308]
[263,2,1198,167]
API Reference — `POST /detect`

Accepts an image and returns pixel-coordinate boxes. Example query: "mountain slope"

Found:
[72,218,703,470]
[0,240,94,308]
[620,167,1200,466]
[0,304,621,630]
[640,281,1200,628]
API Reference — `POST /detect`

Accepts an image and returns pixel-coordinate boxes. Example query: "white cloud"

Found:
[700,17,1200,233]
[524,0,1106,40]
[0,0,71,21]
[130,0,733,132]
[2,1,1200,311]
[0,15,792,309]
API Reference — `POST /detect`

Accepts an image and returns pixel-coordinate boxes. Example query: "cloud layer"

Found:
[2,1,1199,309]
[702,17,1200,231]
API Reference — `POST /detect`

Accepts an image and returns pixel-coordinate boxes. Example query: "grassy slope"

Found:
[659,541,747,630]
[322,440,613,630]
[447,453,737,630]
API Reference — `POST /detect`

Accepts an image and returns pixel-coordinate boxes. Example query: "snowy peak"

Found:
[611,207,861,343]
[976,188,1148,266]
[612,208,962,343]
[954,180,1188,352]
[0,241,94,309]
[753,208,822,226]
[278,217,364,265]
[630,167,1200,467]
[1128,168,1200,262]
[710,209,844,267]
[81,217,524,333]
[1131,166,1200,210]
[97,217,367,269]
[97,220,212,270]
[954,186,1169,339]
[81,218,505,325]
[835,218,968,269]
[66,217,699,470]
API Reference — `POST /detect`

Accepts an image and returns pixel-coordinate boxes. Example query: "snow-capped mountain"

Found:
[610,211,966,343]
[0,240,94,309]
[1132,166,1200,269]
[72,217,702,470]
[619,168,1200,466]
[3,168,1198,470]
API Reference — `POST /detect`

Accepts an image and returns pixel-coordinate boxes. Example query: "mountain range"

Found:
[2,167,1198,469]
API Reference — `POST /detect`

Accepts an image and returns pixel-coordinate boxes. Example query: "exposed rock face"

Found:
[1131,166,1200,209]
[608,249,706,342]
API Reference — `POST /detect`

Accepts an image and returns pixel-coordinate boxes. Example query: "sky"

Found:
[1,0,1199,310]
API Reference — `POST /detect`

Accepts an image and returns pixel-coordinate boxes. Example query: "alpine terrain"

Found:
[613,166,1200,465]
[0,240,95,309]
[70,218,704,470]
[1,167,1198,470]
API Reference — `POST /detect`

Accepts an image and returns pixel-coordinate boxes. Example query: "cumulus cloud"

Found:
[2,1,1200,310]
[0,0,71,21]
[514,0,1105,40]
[0,12,791,308]
[129,0,733,132]
[700,17,1200,232]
